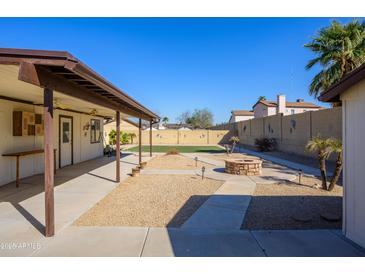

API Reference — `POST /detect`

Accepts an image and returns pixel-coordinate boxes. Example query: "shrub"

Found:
[254,138,277,152]
[108,129,131,145]
[166,148,180,155]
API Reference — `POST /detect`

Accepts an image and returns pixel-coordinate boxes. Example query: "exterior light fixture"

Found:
[201,166,205,180]
[298,169,303,184]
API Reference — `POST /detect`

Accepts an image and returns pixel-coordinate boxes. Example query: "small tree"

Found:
[258,95,267,101]
[162,117,169,125]
[108,129,130,145]
[108,129,117,145]
[229,136,240,154]
[120,132,130,144]
[189,108,214,129]
[306,137,332,190]
[327,139,343,191]
[129,133,137,144]
[176,111,191,124]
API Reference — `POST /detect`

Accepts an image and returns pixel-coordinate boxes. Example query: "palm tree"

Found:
[128,133,137,144]
[162,116,169,125]
[305,20,365,98]
[306,137,332,190]
[327,139,343,191]
[258,96,266,101]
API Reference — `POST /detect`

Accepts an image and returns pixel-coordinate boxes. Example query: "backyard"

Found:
[126,145,225,153]
[75,150,343,231]
[76,154,222,227]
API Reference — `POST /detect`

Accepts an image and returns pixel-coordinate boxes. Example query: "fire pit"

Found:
[225,158,262,176]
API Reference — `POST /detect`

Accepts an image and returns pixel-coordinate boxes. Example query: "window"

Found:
[90,119,101,143]
[62,122,70,143]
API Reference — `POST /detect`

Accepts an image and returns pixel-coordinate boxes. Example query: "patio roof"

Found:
[319,62,365,102]
[0,48,159,122]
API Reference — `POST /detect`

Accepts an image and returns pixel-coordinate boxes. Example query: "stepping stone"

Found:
[320,212,341,222]
[291,213,312,223]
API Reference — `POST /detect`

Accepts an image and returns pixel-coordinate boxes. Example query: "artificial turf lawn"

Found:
[126,145,225,153]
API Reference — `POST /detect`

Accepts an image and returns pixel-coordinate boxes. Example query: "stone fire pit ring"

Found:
[225,158,262,176]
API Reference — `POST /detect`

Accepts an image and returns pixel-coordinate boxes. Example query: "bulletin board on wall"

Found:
[13,111,44,136]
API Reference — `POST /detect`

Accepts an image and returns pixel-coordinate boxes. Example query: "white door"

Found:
[60,116,72,168]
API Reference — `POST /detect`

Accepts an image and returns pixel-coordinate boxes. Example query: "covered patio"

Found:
[0,48,159,237]
[0,153,149,256]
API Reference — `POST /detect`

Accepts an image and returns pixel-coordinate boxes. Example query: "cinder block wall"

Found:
[211,107,342,158]
[118,129,230,145]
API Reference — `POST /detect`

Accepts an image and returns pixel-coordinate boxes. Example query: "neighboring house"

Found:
[228,110,254,123]
[319,63,365,248]
[253,94,323,118]
[162,123,193,130]
[0,48,158,236]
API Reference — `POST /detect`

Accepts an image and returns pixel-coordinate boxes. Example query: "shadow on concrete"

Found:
[166,195,210,228]
[212,167,225,173]
[0,155,122,236]
[161,194,265,256]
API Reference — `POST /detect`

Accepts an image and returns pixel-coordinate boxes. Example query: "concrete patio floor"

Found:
[0,152,364,257]
[0,153,144,256]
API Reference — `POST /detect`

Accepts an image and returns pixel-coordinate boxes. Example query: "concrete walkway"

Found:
[235,147,329,177]
[28,227,365,257]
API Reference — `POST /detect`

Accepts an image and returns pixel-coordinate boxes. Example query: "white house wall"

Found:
[230,115,253,123]
[0,99,104,187]
[253,104,270,118]
[341,78,365,248]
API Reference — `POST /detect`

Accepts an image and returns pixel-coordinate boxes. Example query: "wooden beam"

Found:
[44,87,55,237]
[116,111,121,182]
[139,118,142,165]
[149,120,152,157]
[17,62,153,120]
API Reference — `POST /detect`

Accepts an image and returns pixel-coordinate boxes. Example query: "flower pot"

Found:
[131,167,140,177]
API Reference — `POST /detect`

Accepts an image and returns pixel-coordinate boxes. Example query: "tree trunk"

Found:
[231,143,236,154]
[328,152,343,191]
[319,151,328,190]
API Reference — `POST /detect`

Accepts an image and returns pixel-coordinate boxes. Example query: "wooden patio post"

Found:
[116,111,120,182]
[139,118,142,165]
[149,120,152,157]
[44,87,54,237]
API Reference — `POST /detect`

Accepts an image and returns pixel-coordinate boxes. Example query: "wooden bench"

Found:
[2,149,56,188]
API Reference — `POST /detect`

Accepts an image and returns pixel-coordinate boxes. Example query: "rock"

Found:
[291,213,312,223]
[320,212,341,222]
[312,183,321,189]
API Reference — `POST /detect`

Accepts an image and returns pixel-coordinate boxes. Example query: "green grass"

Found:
[126,145,225,153]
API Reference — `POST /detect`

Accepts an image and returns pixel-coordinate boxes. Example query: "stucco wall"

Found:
[0,99,104,186]
[341,78,365,248]
[212,107,342,158]
[107,129,230,145]
[253,103,270,118]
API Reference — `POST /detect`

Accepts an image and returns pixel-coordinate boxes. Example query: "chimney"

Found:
[277,94,286,114]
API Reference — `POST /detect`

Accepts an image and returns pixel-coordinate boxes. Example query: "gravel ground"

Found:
[75,174,222,227]
[145,154,214,170]
[242,176,343,230]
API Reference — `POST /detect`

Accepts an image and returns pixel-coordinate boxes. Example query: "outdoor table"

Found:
[2,149,57,188]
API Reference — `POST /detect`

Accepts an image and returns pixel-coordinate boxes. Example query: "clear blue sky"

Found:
[0,18,356,123]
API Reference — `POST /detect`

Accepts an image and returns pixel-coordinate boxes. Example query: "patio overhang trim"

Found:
[0,48,160,122]
[319,62,365,102]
